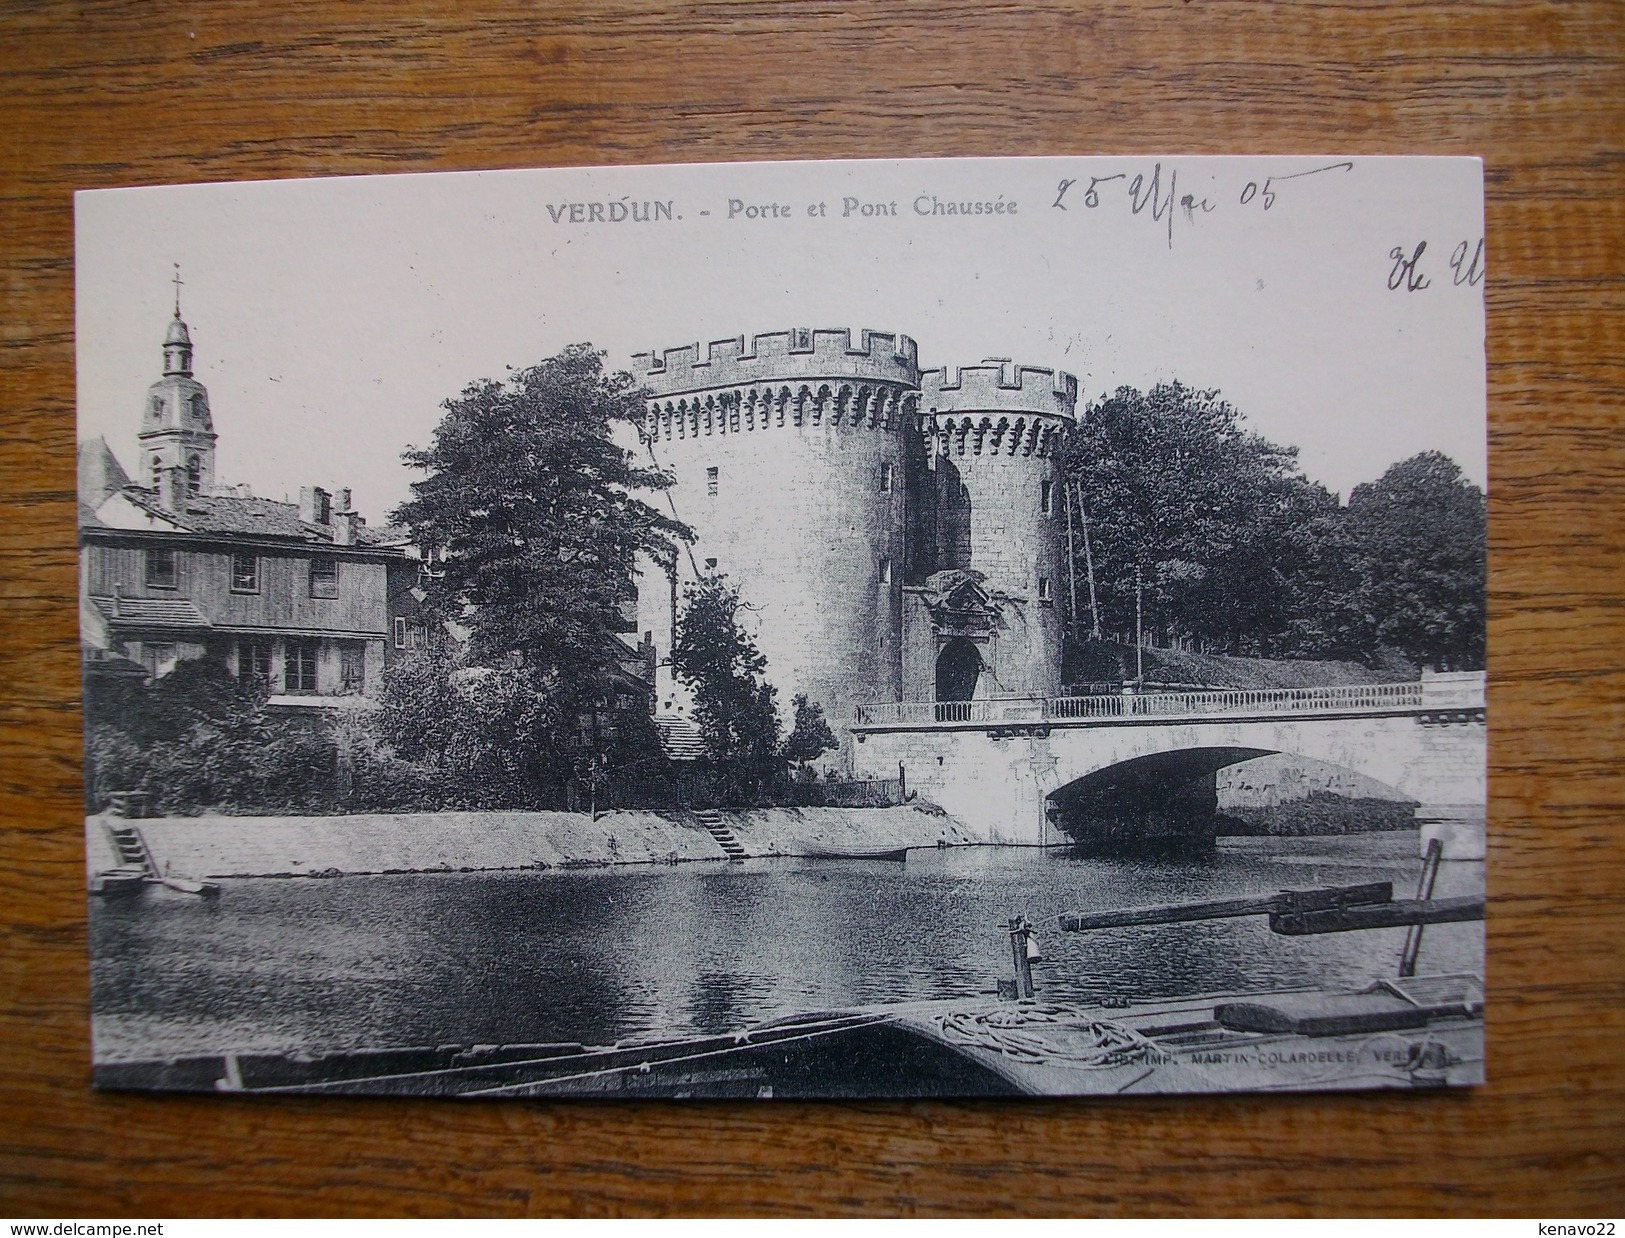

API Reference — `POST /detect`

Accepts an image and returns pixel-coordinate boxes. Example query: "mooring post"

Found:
[1008,916,1035,999]
[1399,836,1445,977]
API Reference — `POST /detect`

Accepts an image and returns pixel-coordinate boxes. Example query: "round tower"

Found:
[139,306,217,497]
[919,361,1078,700]
[633,328,920,768]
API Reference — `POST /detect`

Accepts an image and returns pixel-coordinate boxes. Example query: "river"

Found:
[89,832,1483,1063]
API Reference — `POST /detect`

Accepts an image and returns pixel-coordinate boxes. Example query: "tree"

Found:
[1344,452,1486,670]
[394,343,690,707]
[392,345,690,801]
[670,574,783,803]
[1061,382,1328,658]
[782,693,838,772]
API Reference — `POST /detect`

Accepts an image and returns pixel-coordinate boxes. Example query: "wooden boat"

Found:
[802,846,910,862]
[91,974,1482,1098]
[159,873,222,898]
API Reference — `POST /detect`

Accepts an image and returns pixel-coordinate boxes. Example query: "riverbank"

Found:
[86,803,978,880]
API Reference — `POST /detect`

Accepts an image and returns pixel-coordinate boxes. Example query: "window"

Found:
[145,547,177,589]
[879,556,893,585]
[149,396,164,419]
[879,462,894,493]
[1041,478,1054,515]
[187,455,201,496]
[394,617,408,649]
[706,466,719,496]
[230,552,259,593]
[190,393,206,422]
[1038,576,1053,604]
[140,642,177,679]
[149,455,163,487]
[308,555,338,599]
[339,642,365,694]
[284,639,318,692]
[238,640,272,684]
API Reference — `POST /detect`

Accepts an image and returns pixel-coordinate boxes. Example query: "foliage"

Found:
[1061,384,1487,671]
[781,693,838,770]
[1344,452,1487,671]
[83,660,336,814]
[393,343,690,708]
[670,574,783,803]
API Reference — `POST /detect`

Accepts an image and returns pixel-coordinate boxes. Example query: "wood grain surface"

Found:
[2,0,1621,1217]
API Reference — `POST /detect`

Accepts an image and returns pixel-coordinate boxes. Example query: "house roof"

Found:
[77,438,130,509]
[99,486,406,549]
[91,595,212,630]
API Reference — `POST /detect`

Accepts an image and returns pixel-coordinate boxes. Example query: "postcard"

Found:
[77,156,1486,1097]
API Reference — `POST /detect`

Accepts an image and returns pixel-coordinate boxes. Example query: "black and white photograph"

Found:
[75,156,1487,1098]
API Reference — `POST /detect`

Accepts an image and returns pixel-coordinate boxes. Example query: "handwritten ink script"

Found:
[1052,160,1354,249]
[1389,237,1486,291]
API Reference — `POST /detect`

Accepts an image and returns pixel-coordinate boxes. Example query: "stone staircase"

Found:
[107,822,156,876]
[694,809,746,861]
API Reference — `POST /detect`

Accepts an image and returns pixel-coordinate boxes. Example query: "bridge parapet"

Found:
[851,680,1483,730]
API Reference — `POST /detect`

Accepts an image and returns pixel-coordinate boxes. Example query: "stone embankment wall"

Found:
[86,804,977,880]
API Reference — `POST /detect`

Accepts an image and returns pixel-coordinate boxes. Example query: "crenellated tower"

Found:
[138,284,217,498]
[633,328,920,765]
[909,362,1078,702]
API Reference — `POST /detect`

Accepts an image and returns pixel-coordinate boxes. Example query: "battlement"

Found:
[922,363,1079,420]
[634,328,919,396]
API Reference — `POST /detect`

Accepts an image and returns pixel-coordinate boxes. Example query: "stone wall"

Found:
[86,803,980,880]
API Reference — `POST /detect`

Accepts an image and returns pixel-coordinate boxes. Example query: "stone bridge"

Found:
[849,671,1486,853]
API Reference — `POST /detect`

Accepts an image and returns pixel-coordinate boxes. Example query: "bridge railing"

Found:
[853,681,1448,728]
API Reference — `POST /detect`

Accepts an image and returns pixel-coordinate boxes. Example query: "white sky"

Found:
[77,156,1486,523]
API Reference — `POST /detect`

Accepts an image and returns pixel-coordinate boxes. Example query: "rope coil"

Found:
[936,1004,1170,1068]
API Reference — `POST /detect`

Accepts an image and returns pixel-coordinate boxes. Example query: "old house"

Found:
[78,305,408,707]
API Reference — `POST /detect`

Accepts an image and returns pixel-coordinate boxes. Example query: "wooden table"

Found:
[2,1,1621,1216]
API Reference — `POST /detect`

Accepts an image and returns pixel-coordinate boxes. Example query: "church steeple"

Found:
[163,268,193,376]
[140,268,216,497]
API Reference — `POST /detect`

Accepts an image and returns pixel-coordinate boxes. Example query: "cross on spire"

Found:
[172,263,184,318]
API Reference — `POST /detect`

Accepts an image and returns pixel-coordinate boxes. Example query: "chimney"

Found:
[334,510,359,546]
[159,464,187,512]
[298,485,331,525]
[336,487,352,513]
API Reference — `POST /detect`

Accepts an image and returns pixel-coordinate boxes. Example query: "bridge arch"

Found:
[1043,744,1420,850]
[852,685,1486,846]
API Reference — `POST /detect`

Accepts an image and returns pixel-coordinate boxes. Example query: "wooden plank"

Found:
[1058,881,1393,932]
[1270,895,1487,936]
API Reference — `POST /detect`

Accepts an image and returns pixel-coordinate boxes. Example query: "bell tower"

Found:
[138,267,217,497]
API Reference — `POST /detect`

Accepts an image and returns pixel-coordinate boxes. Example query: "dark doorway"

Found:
[935,638,982,702]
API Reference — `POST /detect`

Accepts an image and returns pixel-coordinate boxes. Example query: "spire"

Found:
[163,265,193,377]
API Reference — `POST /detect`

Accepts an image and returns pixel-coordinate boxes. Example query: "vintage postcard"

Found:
[76,156,1486,1097]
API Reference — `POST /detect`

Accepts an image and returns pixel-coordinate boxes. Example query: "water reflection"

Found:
[90,833,1483,1062]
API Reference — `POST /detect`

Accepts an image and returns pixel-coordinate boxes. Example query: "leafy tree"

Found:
[670,574,783,803]
[782,693,838,771]
[1061,382,1329,658]
[1344,452,1486,670]
[392,344,690,801]
[394,343,690,711]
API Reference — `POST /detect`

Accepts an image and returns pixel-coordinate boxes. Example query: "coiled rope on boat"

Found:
[936,1004,1170,1068]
